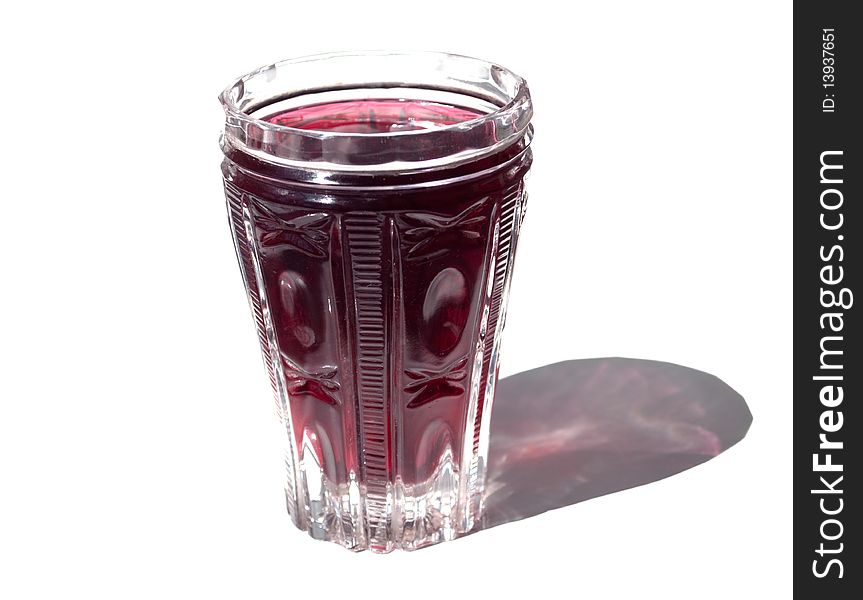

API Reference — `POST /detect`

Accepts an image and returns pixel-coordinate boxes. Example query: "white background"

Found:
[0,1,791,598]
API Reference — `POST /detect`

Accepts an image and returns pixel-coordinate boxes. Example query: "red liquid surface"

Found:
[264,99,484,133]
[225,99,530,490]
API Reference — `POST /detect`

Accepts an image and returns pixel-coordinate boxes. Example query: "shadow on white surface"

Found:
[477,358,752,530]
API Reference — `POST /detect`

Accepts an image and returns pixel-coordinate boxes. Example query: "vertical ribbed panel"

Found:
[472,184,523,454]
[343,212,392,550]
[224,181,300,523]
[225,183,277,397]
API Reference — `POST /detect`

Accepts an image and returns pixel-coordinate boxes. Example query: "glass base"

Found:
[292,455,485,552]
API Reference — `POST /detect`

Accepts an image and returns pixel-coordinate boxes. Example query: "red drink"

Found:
[264,99,485,133]
[220,52,533,552]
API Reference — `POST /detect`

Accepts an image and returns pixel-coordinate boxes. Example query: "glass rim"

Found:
[218,50,533,174]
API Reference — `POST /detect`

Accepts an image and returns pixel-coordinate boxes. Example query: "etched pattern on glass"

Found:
[224,180,525,552]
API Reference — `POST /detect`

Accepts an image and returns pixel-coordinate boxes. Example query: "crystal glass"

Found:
[219,51,533,552]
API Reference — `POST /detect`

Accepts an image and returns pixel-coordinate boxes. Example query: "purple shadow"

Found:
[478,358,753,529]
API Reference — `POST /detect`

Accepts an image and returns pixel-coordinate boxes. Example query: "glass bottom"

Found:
[295,453,480,551]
